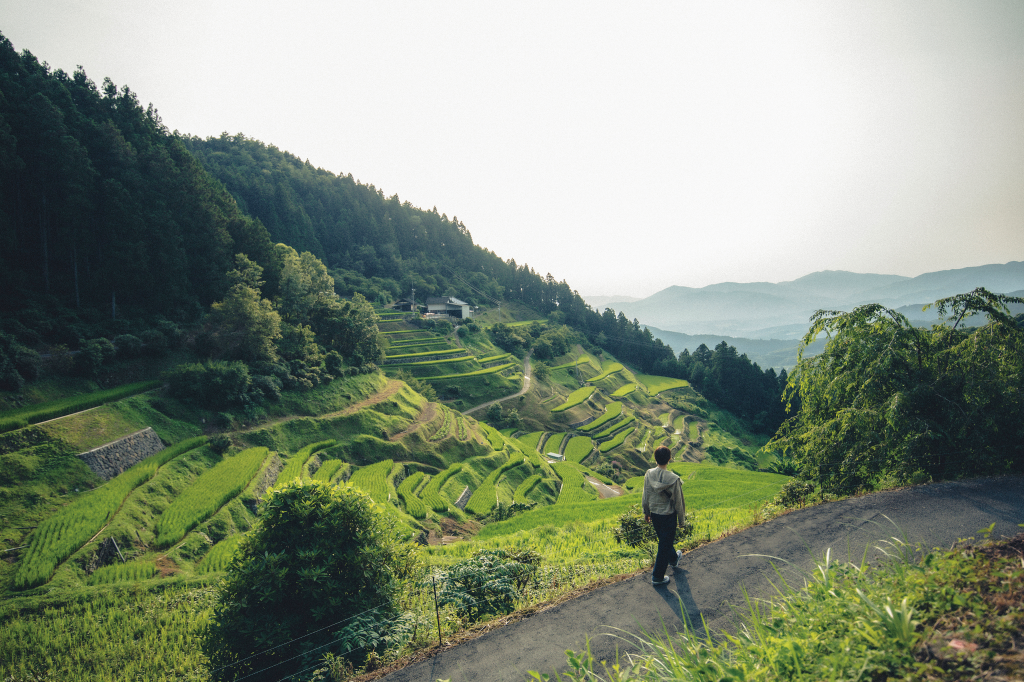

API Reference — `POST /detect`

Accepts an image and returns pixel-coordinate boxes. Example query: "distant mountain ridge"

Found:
[594,262,1024,340]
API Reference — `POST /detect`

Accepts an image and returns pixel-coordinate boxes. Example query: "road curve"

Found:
[381,476,1024,682]
[462,353,532,416]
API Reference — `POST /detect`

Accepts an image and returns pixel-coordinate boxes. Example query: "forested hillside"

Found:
[0,35,278,320]
[0,28,788,433]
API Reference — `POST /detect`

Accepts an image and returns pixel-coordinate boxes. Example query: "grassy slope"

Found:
[0,329,789,680]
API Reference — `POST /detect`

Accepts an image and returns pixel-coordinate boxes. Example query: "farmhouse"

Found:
[425,296,473,319]
[393,298,416,312]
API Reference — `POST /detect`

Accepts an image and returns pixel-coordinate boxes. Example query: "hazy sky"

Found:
[3,1,1023,297]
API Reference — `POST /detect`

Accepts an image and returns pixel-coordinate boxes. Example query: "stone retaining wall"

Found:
[77,427,165,480]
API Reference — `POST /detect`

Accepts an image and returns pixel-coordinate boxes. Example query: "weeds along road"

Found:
[381,477,1024,682]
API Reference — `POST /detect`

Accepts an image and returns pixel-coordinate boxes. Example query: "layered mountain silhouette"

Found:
[589,262,1024,341]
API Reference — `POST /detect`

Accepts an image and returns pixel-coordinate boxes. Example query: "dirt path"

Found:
[462,353,532,416]
[389,403,436,441]
[233,379,406,436]
[585,475,623,499]
[380,476,1024,682]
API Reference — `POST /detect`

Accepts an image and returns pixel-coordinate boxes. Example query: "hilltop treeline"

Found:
[0,31,784,431]
[0,34,279,321]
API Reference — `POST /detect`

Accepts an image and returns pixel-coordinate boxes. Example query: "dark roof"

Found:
[425,296,469,306]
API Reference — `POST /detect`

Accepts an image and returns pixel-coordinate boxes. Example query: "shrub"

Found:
[165,360,256,409]
[437,549,540,622]
[204,481,418,678]
[775,479,816,507]
[139,329,168,356]
[75,337,116,377]
[113,334,143,359]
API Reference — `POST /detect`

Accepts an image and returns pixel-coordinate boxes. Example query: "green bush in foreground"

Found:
[204,481,418,681]
[533,534,1024,681]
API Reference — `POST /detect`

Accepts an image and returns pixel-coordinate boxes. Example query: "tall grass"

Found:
[421,463,462,512]
[311,459,345,483]
[465,455,525,516]
[348,459,394,503]
[592,414,636,439]
[517,431,544,452]
[154,447,268,548]
[13,436,206,589]
[274,439,336,485]
[87,561,157,585]
[551,462,597,504]
[513,474,543,504]
[197,534,246,573]
[599,426,635,452]
[397,471,428,519]
[543,432,566,455]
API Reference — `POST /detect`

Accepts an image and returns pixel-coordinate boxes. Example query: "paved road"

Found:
[381,477,1024,682]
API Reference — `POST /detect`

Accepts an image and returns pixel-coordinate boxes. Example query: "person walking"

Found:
[641,445,686,585]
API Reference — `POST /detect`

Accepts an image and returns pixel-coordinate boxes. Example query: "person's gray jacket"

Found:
[641,466,686,526]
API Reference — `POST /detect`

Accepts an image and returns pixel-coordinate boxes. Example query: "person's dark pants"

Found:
[651,512,678,580]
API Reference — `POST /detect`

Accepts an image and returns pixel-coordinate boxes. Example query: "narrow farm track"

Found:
[379,477,1024,682]
[462,353,532,416]
[389,403,436,442]
[234,379,406,435]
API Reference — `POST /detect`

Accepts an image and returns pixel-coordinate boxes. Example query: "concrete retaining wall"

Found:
[78,427,165,480]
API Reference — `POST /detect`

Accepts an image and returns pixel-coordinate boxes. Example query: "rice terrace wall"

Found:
[77,428,165,480]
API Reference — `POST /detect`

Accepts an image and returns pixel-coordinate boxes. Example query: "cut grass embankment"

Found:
[551,386,596,413]
[13,436,207,589]
[0,380,162,434]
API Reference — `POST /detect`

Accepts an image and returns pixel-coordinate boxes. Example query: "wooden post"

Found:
[432,575,442,649]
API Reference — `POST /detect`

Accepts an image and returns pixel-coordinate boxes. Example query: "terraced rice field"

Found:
[563,436,594,464]
[551,386,596,413]
[587,362,624,383]
[598,426,635,453]
[635,374,690,395]
[154,447,269,548]
[578,402,622,432]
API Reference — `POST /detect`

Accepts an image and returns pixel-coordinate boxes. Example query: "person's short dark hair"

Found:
[654,446,671,466]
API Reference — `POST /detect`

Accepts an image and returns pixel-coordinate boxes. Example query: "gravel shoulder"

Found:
[380,476,1024,682]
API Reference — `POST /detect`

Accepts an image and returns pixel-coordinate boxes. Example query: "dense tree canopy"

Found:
[766,288,1024,494]
[0,33,279,320]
